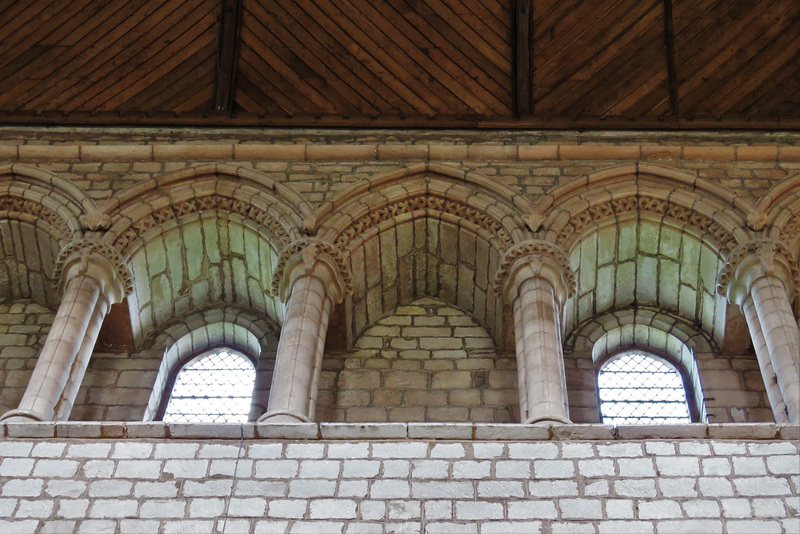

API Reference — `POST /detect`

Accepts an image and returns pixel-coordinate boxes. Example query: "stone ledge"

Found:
[0,422,797,441]
[1,142,795,163]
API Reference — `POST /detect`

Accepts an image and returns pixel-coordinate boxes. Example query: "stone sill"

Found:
[1,422,797,441]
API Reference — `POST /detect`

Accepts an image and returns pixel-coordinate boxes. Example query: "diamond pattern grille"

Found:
[163,350,255,423]
[598,353,691,425]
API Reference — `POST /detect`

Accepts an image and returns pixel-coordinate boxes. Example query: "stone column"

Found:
[496,240,576,424]
[0,240,130,422]
[719,239,800,423]
[740,294,789,423]
[259,239,351,423]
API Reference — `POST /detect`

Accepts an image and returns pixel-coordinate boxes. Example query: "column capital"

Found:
[494,239,576,306]
[54,239,131,305]
[271,238,353,304]
[717,239,800,305]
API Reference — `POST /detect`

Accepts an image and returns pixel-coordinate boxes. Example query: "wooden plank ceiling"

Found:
[0,0,797,129]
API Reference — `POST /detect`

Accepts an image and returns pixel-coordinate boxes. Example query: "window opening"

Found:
[598,351,691,425]
[162,349,255,423]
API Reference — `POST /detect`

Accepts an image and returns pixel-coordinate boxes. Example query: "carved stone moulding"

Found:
[716,239,800,299]
[332,192,514,252]
[53,239,133,297]
[493,239,577,299]
[113,194,292,253]
[271,238,354,299]
[0,196,71,239]
[554,195,738,255]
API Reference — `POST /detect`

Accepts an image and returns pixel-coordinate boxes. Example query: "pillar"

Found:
[259,240,351,423]
[719,239,800,423]
[496,240,576,424]
[0,240,130,422]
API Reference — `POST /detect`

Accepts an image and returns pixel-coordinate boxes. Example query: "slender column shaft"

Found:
[263,275,332,422]
[516,276,571,424]
[0,242,128,423]
[54,293,110,420]
[9,274,101,421]
[259,240,351,423]
[741,294,789,423]
[749,276,800,422]
[512,297,529,419]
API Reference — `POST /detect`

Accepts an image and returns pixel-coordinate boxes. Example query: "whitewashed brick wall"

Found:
[0,422,798,533]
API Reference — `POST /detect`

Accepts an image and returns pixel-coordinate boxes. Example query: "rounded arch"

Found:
[0,165,97,307]
[568,308,709,424]
[310,164,531,347]
[0,163,97,239]
[311,162,534,248]
[750,173,800,254]
[143,316,279,423]
[103,164,312,258]
[531,163,751,254]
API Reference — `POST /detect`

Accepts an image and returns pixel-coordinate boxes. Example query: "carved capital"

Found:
[271,238,353,303]
[53,239,132,303]
[717,239,800,305]
[494,239,576,306]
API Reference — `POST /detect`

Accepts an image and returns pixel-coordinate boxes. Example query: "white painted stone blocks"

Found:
[1,423,799,532]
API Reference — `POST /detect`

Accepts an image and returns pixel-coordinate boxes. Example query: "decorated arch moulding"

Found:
[528,164,750,256]
[310,163,533,253]
[0,164,102,240]
[101,165,311,257]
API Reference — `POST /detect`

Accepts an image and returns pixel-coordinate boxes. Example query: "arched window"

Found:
[597,351,693,425]
[161,349,256,423]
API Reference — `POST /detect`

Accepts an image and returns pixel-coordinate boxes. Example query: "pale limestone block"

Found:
[234,480,286,497]
[528,480,579,497]
[412,481,473,499]
[113,460,162,479]
[658,478,698,498]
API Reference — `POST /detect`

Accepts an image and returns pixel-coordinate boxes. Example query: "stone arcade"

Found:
[0,132,797,533]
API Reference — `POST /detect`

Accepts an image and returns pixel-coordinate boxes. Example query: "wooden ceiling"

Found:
[0,0,797,129]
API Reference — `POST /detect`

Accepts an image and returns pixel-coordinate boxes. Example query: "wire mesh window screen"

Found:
[163,350,255,423]
[598,352,691,425]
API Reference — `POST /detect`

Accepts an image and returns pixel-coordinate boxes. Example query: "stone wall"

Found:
[0,422,798,534]
[0,302,53,415]
[319,298,518,423]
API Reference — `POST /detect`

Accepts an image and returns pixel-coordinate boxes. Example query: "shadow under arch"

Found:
[309,163,534,348]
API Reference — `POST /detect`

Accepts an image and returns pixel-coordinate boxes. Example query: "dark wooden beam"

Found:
[215,0,242,113]
[2,111,798,130]
[515,0,532,117]
[662,0,679,116]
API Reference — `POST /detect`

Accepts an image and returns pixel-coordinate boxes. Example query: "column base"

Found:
[257,410,312,423]
[523,415,572,425]
[0,409,45,423]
